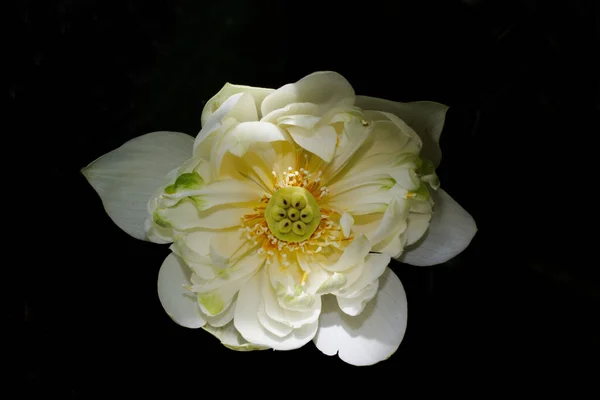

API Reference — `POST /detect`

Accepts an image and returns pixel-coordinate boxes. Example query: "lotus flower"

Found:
[82,71,476,366]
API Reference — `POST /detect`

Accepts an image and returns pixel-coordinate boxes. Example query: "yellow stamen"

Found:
[301,271,308,285]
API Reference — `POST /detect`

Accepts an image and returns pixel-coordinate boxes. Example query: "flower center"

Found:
[265,186,321,243]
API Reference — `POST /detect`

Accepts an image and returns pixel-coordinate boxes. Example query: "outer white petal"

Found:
[398,188,477,266]
[261,71,355,116]
[234,270,319,351]
[201,82,275,126]
[82,131,193,241]
[157,253,206,329]
[355,97,449,166]
[337,280,379,316]
[313,268,407,366]
[202,322,269,351]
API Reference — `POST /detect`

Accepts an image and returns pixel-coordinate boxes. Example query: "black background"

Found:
[16,0,599,396]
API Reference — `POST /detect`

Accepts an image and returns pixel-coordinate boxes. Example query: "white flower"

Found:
[82,71,477,366]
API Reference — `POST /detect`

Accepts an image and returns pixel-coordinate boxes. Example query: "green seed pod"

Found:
[292,221,306,236]
[264,186,321,243]
[287,207,300,221]
[278,219,292,233]
[300,206,314,223]
[291,194,307,210]
[276,194,291,209]
[271,206,286,221]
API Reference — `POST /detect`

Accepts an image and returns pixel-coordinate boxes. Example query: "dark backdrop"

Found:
[17,0,599,396]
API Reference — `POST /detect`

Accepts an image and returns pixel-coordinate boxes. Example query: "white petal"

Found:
[368,197,409,248]
[203,297,237,327]
[340,212,354,238]
[405,213,432,247]
[191,250,265,318]
[157,253,206,329]
[212,121,287,175]
[286,125,337,162]
[201,82,274,126]
[322,112,372,184]
[144,218,173,244]
[82,131,193,241]
[351,213,385,236]
[326,234,371,272]
[398,188,477,266]
[194,92,257,159]
[336,253,390,298]
[169,179,263,211]
[261,71,355,117]
[356,97,449,166]
[234,270,319,351]
[260,103,320,124]
[257,302,294,338]
[327,184,394,215]
[313,267,407,366]
[202,322,269,351]
[337,280,379,316]
[156,200,254,230]
[263,267,321,329]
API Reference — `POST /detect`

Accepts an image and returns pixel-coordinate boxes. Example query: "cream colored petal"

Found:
[157,253,205,329]
[166,179,263,211]
[261,71,355,117]
[351,213,385,236]
[340,212,354,238]
[260,102,320,124]
[325,118,417,189]
[321,111,372,184]
[258,301,294,338]
[203,296,237,327]
[144,218,173,244]
[336,253,390,299]
[155,200,254,230]
[201,82,274,126]
[405,213,432,246]
[191,251,265,293]
[337,280,379,316]
[325,234,371,272]
[286,125,337,163]
[194,92,256,158]
[367,197,409,247]
[212,121,287,176]
[262,266,321,329]
[356,97,448,166]
[234,270,319,351]
[398,189,476,266]
[313,268,407,366]
[202,322,269,351]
